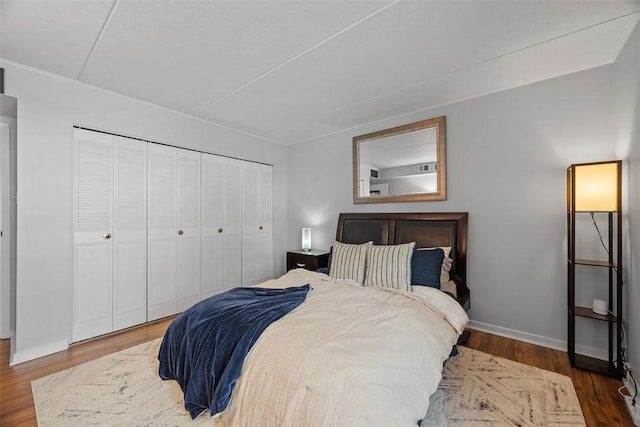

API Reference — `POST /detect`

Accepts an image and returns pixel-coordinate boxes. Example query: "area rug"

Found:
[422,347,587,427]
[32,340,586,426]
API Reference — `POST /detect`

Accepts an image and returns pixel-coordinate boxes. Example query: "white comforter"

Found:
[214,269,468,426]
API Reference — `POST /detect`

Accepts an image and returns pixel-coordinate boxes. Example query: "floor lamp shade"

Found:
[569,161,621,212]
[302,228,311,251]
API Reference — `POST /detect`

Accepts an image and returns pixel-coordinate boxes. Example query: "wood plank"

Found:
[573,258,617,268]
[0,322,632,426]
[575,305,617,322]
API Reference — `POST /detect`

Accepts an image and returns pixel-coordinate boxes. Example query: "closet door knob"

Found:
[218,228,223,233]
[259,226,263,230]
[103,233,112,240]
[178,229,184,236]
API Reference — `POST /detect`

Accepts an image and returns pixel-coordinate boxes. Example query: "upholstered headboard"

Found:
[336,212,469,308]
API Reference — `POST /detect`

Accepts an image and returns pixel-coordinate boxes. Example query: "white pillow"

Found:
[417,246,453,287]
[364,242,416,291]
[329,241,372,284]
[439,280,457,298]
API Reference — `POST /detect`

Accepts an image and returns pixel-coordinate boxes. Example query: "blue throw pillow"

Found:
[411,248,445,287]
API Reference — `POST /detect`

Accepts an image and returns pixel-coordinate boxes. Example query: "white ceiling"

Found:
[1,0,639,145]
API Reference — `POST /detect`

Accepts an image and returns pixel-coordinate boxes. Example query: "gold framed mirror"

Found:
[353,116,446,204]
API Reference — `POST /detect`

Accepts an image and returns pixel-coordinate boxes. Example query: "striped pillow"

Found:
[364,242,416,291]
[329,241,372,284]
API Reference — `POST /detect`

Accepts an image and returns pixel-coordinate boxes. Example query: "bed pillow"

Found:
[411,247,445,288]
[329,241,372,284]
[441,255,453,284]
[416,246,453,286]
[364,242,416,291]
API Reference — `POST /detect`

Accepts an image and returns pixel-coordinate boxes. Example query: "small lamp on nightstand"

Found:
[302,228,311,252]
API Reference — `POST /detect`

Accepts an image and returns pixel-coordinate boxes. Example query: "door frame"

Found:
[0,94,17,340]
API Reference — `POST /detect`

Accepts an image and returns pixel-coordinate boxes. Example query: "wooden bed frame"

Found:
[336,212,469,308]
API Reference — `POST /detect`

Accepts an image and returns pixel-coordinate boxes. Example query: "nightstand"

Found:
[286,249,329,272]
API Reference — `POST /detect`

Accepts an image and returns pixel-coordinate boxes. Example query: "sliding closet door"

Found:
[73,129,113,342]
[257,165,274,280]
[147,144,177,321]
[222,159,243,289]
[176,149,201,312]
[202,154,242,298]
[112,137,147,331]
[242,162,273,286]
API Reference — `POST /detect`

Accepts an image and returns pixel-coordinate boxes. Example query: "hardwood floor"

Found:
[0,323,633,426]
[0,318,173,427]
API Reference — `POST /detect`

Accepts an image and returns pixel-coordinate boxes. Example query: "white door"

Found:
[0,123,10,338]
[257,165,274,280]
[176,149,201,312]
[242,162,273,286]
[112,137,147,330]
[147,144,177,321]
[202,154,242,298]
[222,158,243,290]
[72,129,113,342]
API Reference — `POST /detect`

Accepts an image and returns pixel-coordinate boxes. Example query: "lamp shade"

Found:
[302,228,311,251]
[571,161,620,212]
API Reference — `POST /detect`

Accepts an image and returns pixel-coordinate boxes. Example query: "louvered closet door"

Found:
[147,144,177,321]
[242,162,274,286]
[257,164,274,280]
[176,149,201,312]
[223,159,243,289]
[73,129,113,342]
[112,137,147,330]
[202,154,242,298]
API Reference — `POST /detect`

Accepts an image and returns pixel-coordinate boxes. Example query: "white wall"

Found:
[5,24,638,368]
[0,61,288,363]
[287,64,624,355]
[615,22,640,375]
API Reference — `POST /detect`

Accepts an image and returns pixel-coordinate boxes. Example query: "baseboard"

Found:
[467,320,608,361]
[11,339,68,366]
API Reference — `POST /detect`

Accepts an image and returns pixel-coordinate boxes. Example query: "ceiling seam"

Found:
[287,55,614,147]
[285,10,640,144]
[75,0,120,81]
[449,9,640,75]
[0,58,286,145]
[191,0,400,116]
[613,11,640,62]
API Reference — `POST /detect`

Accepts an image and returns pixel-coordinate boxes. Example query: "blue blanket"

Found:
[158,284,310,419]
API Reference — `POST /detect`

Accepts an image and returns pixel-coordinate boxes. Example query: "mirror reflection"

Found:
[353,116,446,203]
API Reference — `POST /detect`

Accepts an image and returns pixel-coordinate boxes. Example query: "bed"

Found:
[159,212,470,426]
[334,212,469,308]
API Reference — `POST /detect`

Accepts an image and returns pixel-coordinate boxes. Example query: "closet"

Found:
[73,130,147,342]
[242,162,273,286]
[148,144,202,321]
[72,128,273,341]
[201,154,242,299]
[147,145,202,321]
[146,144,177,321]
